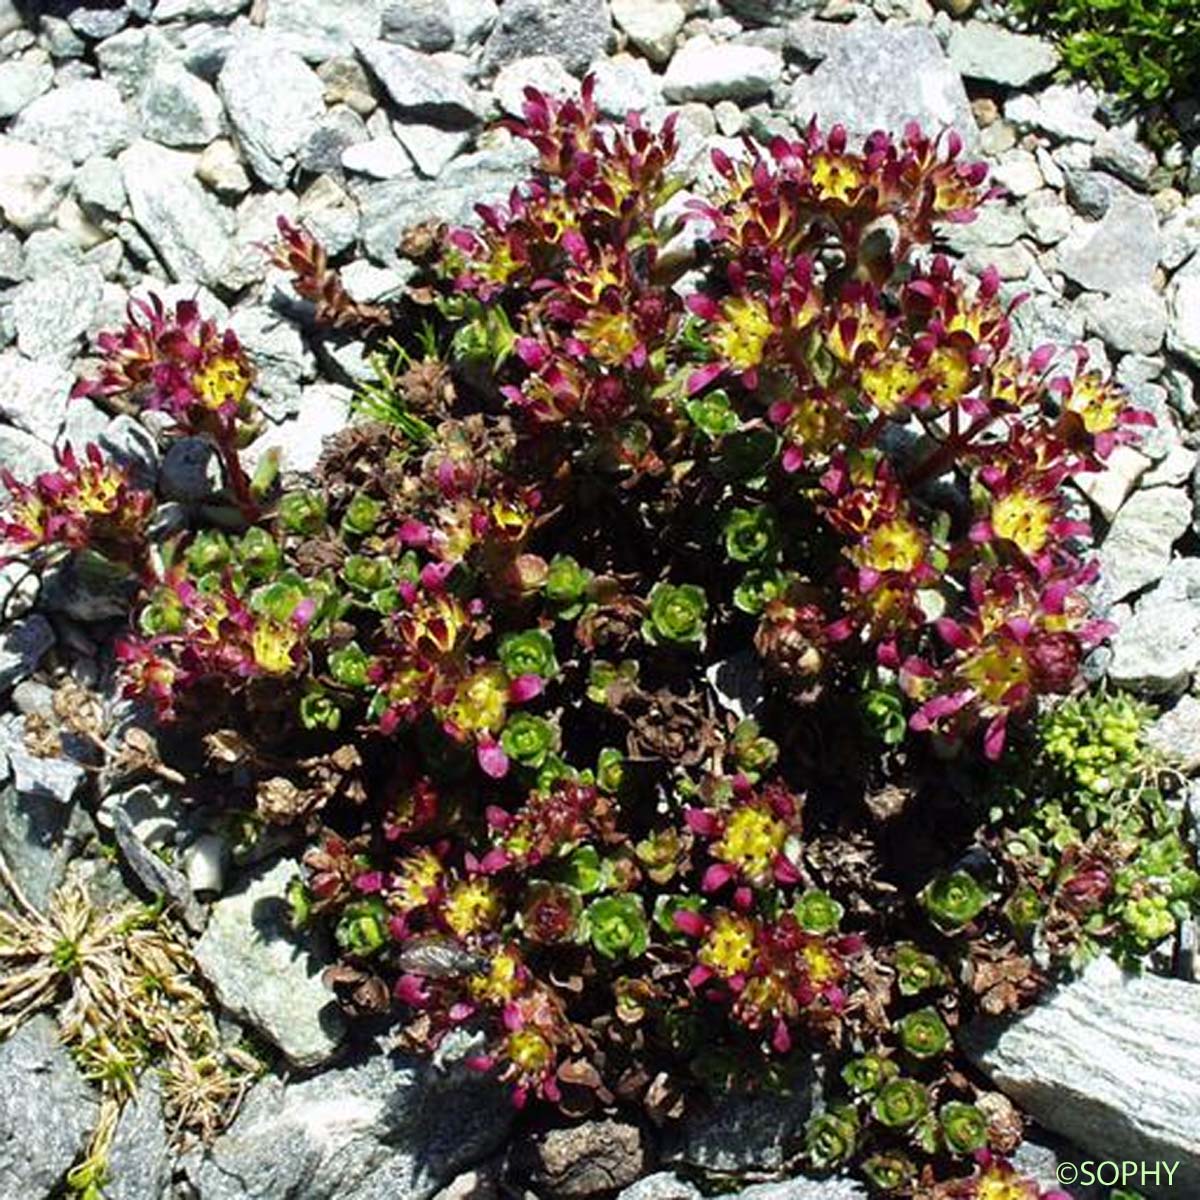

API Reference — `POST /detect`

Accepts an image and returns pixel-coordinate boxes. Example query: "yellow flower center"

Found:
[737,972,791,1021]
[470,947,523,1003]
[802,940,839,985]
[250,621,301,674]
[785,394,844,458]
[577,310,640,366]
[853,518,925,574]
[394,850,443,911]
[193,355,252,412]
[506,1028,553,1075]
[962,641,1031,707]
[927,345,971,407]
[443,879,503,938]
[700,913,757,978]
[711,296,774,371]
[976,1172,1032,1200]
[811,153,863,203]
[991,490,1053,555]
[77,469,122,515]
[714,806,786,880]
[446,665,509,735]
[861,358,921,416]
[1065,374,1122,434]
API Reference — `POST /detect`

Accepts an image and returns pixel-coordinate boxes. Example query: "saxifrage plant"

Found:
[3,77,1191,1198]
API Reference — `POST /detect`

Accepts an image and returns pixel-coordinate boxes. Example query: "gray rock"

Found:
[13,80,135,164]
[383,0,454,51]
[447,0,498,49]
[1059,192,1160,294]
[12,265,103,363]
[1098,486,1190,602]
[392,121,469,177]
[611,0,683,65]
[40,15,85,59]
[962,956,1200,1195]
[97,782,182,847]
[1159,195,1200,271]
[789,22,976,149]
[0,58,52,120]
[720,1182,867,1200]
[0,350,72,444]
[1074,444,1151,521]
[991,149,1043,198]
[0,0,22,37]
[188,1049,513,1200]
[589,52,661,117]
[0,136,72,232]
[218,37,326,188]
[75,155,127,218]
[0,778,94,910]
[228,307,314,421]
[1065,168,1129,220]
[263,0,384,60]
[1005,83,1104,143]
[482,0,612,75]
[298,174,361,255]
[0,615,53,694]
[942,205,1029,251]
[96,26,175,100]
[947,21,1058,88]
[721,0,820,21]
[1109,588,1200,696]
[663,36,782,104]
[515,1119,648,1197]
[0,425,55,485]
[1080,286,1168,356]
[68,6,130,39]
[106,1074,173,1200]
[197,138,252,196]
[1147,694,1200,773]
[1168,257,1200,368]
[356,39,481,126]
[662,1084,815,1175]
[193,857,346,1067]
[111,806,207,932]
[0,1016,98,1196]
[0,711,86,804]
[118,140,234,287]
[617,1173,703,1200]
[243,383,354,475]
[492,54,576,117]
[343,135,414,179]
[161,437,223,502]
[301,105,370,175]
[154,0,248,17]
[139,59,224,148]
[1093,127,1157,190]
[356,141,533,265]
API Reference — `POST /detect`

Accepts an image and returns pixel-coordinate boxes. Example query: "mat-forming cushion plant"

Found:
[5,80,1196,1197]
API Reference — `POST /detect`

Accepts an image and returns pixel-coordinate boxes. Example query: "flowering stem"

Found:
[217,438,261,523]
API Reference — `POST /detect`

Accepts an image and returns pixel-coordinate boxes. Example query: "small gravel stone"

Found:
[1147,695,1200,772]
[447,0,498,50]
[790,22,975,148]
[13,80,135,164]
[0,1016,98,1197]
[0,136,72,231]
[0,349,73,444]
[492,54,576,117]
[1093,127,1157,190]
[12,264,103,363]
[0,615,54,694]
[1059,191,1160,294]
[1099,485,1191,602]
[1167,257,1200,368]
[139,58,224,148]
[262,0,384,60]
[482,0,612,75]
[663,36,782,103]
[74,155,127,217]
[343,135,414,179]
[196,137,252,196]
[947,20,1058,88]
[1005,83,1104,143]
[218,35,327,187]
[193,856,346,1067]
[118,140,234,287]
[382,0,455,51]
[357,39,481,126]
[393,121,471,177]
[1079,286,1168,355]
[611,0,683,65]
[0,58,53,119]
